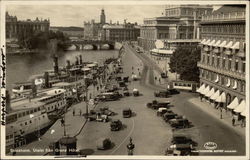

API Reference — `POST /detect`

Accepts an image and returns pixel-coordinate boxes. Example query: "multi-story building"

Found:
[197,5,246,122]
[138,5,213,52]
[101,21,140,41]
[6,12,50,42]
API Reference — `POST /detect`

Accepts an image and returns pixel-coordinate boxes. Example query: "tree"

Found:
[169,47,201,82]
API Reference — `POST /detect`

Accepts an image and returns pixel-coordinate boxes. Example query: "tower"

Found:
[100,9,106,25]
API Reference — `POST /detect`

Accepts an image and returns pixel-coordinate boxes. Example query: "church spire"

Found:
[100,8,106,25]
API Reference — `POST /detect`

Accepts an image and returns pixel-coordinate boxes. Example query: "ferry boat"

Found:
[6,101,53,153]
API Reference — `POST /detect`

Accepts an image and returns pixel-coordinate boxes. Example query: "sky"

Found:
[6,5,221,27]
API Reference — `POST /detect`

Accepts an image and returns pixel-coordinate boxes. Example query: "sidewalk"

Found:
[188,96,245,137]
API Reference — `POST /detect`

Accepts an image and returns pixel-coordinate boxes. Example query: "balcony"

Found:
[202,12,245,22]
[197,62,245,80]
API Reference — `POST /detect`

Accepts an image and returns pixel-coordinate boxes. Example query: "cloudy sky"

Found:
[6,5,221,27]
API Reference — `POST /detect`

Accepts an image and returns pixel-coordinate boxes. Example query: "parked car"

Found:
[157,108,172,116]
[97,138,112,150]
[96,113,109,122]
[99,107,115,116]
[163,113,178,122]
[171,134,193,145]
[123,108,132,118]
[110,119,123,131]
[170,119,191,129]
[165,144,193,156]
[168,89,180,95]
[147,100,171,109]
[154,90,169,98]
[95,92,120,101]
[133,88,139,96]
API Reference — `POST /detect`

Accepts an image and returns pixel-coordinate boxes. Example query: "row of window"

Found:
[18,106,42,118]
[202,54,245,73]
[19,115,46,127]
[47,101,64,111]
[201,69,245,92]
[202,24,245,34]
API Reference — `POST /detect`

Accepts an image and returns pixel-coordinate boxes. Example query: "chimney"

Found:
[53,54,59,74]
[6,90,12,113]
[75,56,79,65]
[117,21,119,25]
[66,60,71,69]
[79,55,83,64]
[44,72,50,88]
[31,79,37,98]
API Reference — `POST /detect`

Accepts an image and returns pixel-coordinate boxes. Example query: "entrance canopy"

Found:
[234,100,245,113]
[227,97,239,109]
[215,92,226,103]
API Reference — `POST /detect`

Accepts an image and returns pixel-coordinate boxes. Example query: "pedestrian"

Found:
[155,76,157,80]
[79,109,82,116]
[232,117,235,126]
[73,108,75,116]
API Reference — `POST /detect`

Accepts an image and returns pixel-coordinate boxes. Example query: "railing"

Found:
[202,12,245,21]
[197,62,245,80]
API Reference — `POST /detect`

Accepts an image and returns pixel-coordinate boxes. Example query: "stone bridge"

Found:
[66,40,115,50]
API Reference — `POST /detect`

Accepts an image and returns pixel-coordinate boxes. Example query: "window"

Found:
[228,59,231,70]
[235,61,238,71]
[217,57,220,67]
[222,58,225,68]
[212,57,214,66]
[242,62,245,73]
[207,56,210,64]
[221,76,225,85]
[241,82,245,92]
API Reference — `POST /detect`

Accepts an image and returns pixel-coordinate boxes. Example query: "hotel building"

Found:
[197,5,246,121]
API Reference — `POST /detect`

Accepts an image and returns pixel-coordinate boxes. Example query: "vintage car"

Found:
[147,100,171,110]
[171,134,193,145]
[97,138,112,150]
[165,143,193,156]
[163,113,178,122]
[170,119,191,129]
[95,92,120,101]
[168,89,180,95]
[110,119,123,131]
[133,88,139,96]
[157,108,173,116]
[123,76,129,82]
[123,108,132,118]
[154,90,169,98]
[119,81,127,88]
[131,74,138,81]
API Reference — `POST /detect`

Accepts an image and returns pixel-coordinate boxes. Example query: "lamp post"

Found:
[220,107,223,119]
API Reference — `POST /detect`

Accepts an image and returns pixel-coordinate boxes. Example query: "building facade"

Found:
[6,12,50,41]
[138,5,213,51]
[197,5,246,121]
[101,22,140,41]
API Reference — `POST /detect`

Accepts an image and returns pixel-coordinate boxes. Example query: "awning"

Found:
[205,88,215,97]
[227,97,239,109]
[234,100,245,113]
[202,86,210,95]
[197,84,205,93]
[200,39,206,44]
[219,41,227,48]
[225,41,233,48]
[204,39,211,45]
[231,42,240,50]
[226,78,230,87]
[215,92,226,103]
[210,90,220,100]
[240,109,246,116]
[207,40,215,46]
[213,40,221,47]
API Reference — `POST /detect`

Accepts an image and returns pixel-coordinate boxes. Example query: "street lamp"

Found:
[220,107,223,119]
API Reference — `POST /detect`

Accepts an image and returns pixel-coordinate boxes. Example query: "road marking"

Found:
[110,118,135,155]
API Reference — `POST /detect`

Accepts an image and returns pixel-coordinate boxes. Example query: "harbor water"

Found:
[6,49,119,92]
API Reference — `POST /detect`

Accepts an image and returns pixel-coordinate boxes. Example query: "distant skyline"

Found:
[6,5,221,27]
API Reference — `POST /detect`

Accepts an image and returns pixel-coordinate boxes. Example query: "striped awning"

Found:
[215,92,226,103]
[234,100,245,113]
[240,109,246,117]
[210,90,220,101]
[200,39,207,44]
[204,39,211,45]
[227,97,239,109]
[201,86,210,95]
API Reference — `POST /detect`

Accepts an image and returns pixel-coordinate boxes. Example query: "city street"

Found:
[75,43,245,156]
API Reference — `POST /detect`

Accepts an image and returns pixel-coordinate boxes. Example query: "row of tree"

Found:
[18,30,69,51]
[169,47,201,82]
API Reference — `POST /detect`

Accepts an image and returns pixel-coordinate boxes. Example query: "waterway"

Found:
[6,49,119,92]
